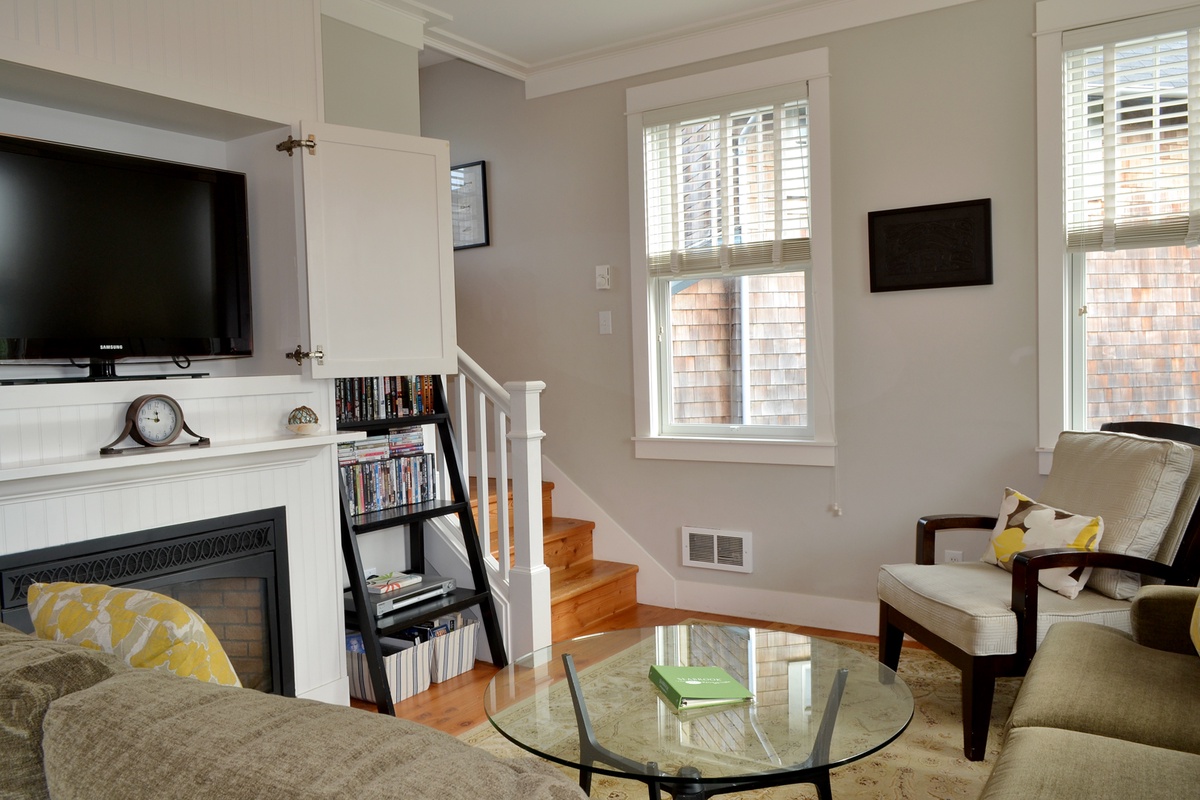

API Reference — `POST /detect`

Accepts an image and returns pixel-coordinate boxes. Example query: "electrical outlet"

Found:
[944,550,963,563]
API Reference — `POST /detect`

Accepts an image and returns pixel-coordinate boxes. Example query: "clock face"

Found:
[132,395,184,446]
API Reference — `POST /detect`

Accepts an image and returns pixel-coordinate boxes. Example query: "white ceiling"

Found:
[378,0,976,97]
[415,0,808,69]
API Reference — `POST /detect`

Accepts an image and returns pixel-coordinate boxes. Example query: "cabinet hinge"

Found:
[286,345,324,366]
[276,135,316,157]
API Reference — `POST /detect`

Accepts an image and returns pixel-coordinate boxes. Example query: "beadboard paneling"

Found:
[0,375,350,702]
[0,0,320,125]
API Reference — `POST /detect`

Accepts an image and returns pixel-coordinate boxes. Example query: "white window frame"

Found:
[626,49,835,467]
[1035,0,1200,474]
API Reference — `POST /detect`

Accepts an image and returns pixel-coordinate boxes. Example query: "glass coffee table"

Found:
[484,624,913,800]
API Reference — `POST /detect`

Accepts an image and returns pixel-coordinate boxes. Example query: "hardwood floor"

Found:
[350,604,879,736]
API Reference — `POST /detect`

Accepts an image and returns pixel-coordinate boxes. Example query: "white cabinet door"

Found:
[298,121,457,379]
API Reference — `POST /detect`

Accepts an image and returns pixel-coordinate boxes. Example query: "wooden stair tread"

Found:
[551,559,638,604]
[469,478,555,504]
[490,517,593,557]
[544,516,594,537]
[470,475,638,642]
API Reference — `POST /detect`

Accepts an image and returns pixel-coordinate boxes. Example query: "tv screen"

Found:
[0,133,252,378]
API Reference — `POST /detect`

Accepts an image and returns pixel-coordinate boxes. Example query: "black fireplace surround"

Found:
[0,507,294,696]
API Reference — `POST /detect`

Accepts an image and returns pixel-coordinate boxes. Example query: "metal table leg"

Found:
[561,653,848,800]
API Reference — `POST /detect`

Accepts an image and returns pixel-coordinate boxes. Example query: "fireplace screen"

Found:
[0,507,293,696]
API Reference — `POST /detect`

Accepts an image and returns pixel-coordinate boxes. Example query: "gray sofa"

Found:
[979,585,1200,798]
[0,622,585,800]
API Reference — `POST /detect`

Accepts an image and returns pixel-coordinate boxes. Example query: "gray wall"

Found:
[322,15,420,135]
[419,0,1043,623]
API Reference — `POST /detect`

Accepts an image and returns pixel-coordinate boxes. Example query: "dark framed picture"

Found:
[450,160,489,250]
[867,198,992,292]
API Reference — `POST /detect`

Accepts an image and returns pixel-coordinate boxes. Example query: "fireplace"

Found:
[0,507,294,696]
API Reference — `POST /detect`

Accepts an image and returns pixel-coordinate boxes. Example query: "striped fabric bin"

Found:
[430,620,478,683]
[346,636,433,703]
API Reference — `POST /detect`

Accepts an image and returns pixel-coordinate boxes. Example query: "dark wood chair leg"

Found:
[961,659,995,761]
[878,603,904,670]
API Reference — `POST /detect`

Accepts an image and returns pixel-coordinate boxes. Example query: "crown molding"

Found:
[422,28,530,82]
[361,0,983,96]
[522,0,981,98]
[1036,0,1200,35]
[321,0,450,50]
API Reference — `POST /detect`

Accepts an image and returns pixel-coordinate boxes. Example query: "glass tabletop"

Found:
[484,624,914,786]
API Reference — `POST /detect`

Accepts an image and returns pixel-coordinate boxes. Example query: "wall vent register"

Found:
[682,527,752,573]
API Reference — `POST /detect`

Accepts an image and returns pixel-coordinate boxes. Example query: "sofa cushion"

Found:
[1008,620,1200,754]
[28,581,241,686]
[0,623,128,800]
[42,667,587,800]
[1039,430,1192,600]
[1131,585,1200,655]
[877,561,1133,656]
[979,726,1200,800]
[981,487,1103,599]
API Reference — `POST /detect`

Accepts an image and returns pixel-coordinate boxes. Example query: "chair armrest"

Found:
[1130,585,1200,654]
[1009,549,1175,664]
[915,515,996,565]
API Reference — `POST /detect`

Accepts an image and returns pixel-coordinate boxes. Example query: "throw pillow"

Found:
[27,582,241,687]
[981,487,1104,599]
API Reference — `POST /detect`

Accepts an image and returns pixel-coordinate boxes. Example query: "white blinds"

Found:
[1064,25,1200,251]
[643,92,810,278]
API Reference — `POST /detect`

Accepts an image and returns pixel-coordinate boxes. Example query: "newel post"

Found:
[505,380,551,655]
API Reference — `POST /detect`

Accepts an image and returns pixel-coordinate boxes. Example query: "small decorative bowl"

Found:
[286,406,320,435]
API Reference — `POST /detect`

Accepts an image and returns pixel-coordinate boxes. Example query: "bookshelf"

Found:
[337,375,507,714]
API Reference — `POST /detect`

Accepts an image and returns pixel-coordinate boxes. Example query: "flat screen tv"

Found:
[0,132,252,380]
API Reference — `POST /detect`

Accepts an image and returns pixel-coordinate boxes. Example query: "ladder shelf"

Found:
[337,376,507,715]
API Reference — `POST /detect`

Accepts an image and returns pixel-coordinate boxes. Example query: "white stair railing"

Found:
[446,350,551,658]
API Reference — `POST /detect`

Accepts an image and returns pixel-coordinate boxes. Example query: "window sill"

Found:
[632,436,836,466]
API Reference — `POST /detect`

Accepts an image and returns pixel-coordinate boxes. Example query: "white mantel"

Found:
[0,375,359,704]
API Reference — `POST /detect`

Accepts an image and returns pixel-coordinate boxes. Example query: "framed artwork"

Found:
[451,160,490,250]
[867,198,992,292]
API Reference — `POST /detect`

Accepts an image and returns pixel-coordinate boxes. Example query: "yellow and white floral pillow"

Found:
[27,582,241,687]
[981,488,1104,599]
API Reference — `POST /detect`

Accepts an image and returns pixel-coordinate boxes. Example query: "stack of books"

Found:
[365,571,422,594]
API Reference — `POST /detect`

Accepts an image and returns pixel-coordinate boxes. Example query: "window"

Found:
[627,50,834,466]
[1037,2,1200,464]
[1065,21,1200,429]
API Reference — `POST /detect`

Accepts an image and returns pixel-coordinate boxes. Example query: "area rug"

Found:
[460,630,1019,799]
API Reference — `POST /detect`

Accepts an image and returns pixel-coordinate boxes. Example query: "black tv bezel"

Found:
[0,132,253,378]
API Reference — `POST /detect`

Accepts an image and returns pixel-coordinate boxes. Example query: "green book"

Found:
[648,664,753,710]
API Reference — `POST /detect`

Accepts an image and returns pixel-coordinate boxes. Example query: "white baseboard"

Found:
[540,456,878,636]
[675,581,879,636]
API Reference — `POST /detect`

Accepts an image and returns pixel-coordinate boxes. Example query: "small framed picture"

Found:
[867,198,992,292]
[451,160,489,250]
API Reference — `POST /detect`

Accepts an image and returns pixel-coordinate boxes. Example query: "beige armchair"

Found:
[877,422,1200,760]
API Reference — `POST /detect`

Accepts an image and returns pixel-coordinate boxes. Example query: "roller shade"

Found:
[643,89,810,278]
